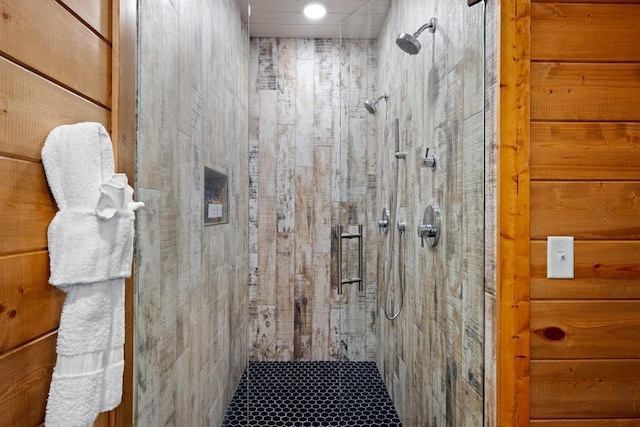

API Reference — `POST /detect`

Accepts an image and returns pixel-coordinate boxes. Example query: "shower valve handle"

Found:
[418,205,441,248]
[422,148,436,169]
[418,224,436,247]
[378,208,390,234]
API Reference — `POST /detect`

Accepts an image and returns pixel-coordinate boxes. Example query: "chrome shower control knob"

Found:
[421,147,436,169]
[417,205,441,247]
[378,208,390,234]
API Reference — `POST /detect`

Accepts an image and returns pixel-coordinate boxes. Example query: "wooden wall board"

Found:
[530,420,640,426]
[531,300,640,359]
[531,3,640,62]
[533,0,640,3]
[0,157,56,255]
[531,240,640,280]
[0,251,64,353]
[0,56,110,162]
[531,122,640,181]
[531,241,640,300]
[0,332,57,427]
[59,0,113,42]
[531,63,640,122]
[531,182,640,240]
[530,359,640,419]
[0,0,111,107]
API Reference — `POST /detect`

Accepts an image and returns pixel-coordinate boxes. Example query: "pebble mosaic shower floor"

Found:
[222,361,402,426]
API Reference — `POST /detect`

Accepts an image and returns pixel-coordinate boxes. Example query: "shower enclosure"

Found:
[239,0,488,425]
[245,4,381,365]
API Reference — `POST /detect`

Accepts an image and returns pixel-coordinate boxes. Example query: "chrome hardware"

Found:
[395,151,407,160]
[397,221,407,234]
[333,224,364,295]
[417,205,441,247]
[378,208,390,234]
[421,147,436,169]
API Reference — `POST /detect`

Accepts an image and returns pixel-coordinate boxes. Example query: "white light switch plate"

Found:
[547,236,574,279]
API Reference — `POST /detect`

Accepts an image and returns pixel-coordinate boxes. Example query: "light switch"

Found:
[547,236,574,279]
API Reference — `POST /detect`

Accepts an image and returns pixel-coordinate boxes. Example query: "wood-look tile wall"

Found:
[135,0,249,425]
[248,38,379,361]
[374,0,493,425]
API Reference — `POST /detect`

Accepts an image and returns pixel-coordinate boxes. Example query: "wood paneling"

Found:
[0,0,131,425]
[531,4,640,62]
[530,360,640,419]
[0,0,111,107]
[0,157,56,255]
[531,241,640,300]
[0,56,110,162]
[531,122,640,181]
[59,0,112,41]
[531,301,640,359]
[0,332,57,427]
[528,1,640,424]
[531,63,640,122]
[0,252,64,353]
[531,182,640,240]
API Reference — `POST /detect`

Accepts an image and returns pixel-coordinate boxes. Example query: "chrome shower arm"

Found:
[413,17,437,38]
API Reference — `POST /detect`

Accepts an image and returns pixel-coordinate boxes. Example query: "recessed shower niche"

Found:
[204,166,228,226]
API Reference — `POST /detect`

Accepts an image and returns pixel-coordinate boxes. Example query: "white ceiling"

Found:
[235,0,391,39]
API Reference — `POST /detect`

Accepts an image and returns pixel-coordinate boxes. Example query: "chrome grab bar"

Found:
[333,224,363,295]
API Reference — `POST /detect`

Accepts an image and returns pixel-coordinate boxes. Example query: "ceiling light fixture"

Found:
[303,2,326,20]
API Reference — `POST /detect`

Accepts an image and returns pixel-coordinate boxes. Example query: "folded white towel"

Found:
[42,122,142,427]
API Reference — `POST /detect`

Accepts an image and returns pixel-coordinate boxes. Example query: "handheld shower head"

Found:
[396,17,437,55]
[363,94,388,114]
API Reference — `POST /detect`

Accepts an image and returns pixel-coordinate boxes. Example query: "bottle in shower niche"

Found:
[204,166,228,226]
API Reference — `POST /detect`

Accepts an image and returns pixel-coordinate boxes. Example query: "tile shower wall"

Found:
[135,0,249,425]
[248,38,379,361]
[373,0,496,425]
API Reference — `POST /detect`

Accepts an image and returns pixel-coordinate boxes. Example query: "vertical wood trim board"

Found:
[498,0,531,425]
[111,0,136,424]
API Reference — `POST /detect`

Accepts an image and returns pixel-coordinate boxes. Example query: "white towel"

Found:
[41,122,143,426]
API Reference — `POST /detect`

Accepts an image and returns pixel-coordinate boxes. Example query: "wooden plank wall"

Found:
[529,1,640,423]
[248,37,378,362]
[0,0,115,425]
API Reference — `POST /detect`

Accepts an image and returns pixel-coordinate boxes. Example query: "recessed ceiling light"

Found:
[303,2,326,20]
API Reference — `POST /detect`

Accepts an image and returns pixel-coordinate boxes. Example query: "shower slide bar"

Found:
[333,224,364,295]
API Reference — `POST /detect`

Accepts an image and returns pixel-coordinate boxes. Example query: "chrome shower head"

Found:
[396,17,437,55]
[363,94,388,114]
[396,33,422,55]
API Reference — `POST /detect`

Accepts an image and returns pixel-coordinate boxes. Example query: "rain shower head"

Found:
[363,94,388,114]
[396,17,437,55]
